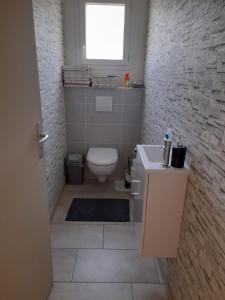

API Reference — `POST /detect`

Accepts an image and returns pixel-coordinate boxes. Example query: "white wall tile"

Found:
[86,124,122,144]
[67,142,87,154]
[122,105,143,125]
[66,103,86,123]
[122,89,144,105]
[65,88,143,179]
[122,126,141,144]
[86,104,122,124]
[65,88,86,104]
[67,123,86,142]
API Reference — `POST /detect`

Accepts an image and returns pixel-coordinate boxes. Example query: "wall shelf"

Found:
[63,85,145,90]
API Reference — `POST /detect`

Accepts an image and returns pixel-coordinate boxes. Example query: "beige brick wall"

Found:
[142,0,225,299]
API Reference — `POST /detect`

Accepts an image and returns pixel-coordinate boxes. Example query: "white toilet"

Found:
[87,148,118,183]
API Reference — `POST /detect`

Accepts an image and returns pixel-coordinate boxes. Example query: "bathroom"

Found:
[1,0,225,299]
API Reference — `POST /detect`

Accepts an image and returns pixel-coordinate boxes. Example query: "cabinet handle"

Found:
[131,180,140,196]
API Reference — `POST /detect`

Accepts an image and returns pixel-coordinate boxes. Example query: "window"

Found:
[81,0,129,64]
[85,3,125,60]
[63,0,148,77]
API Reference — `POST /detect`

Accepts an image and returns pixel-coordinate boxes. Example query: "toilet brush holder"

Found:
[125,169,131,188]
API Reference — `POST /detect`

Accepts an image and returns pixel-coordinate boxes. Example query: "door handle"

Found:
[37,122,48,158]
[39,133,49,144]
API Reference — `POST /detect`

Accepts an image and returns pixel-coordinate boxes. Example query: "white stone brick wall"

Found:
[33,0,67,211]
[142,0,225,299]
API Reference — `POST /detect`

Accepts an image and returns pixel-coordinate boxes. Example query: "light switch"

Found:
[96,96,113,112]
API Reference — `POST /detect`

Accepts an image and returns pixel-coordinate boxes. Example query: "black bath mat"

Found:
[65,198,130,222]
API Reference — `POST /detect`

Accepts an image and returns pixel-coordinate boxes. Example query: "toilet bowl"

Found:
[87,148,118,183]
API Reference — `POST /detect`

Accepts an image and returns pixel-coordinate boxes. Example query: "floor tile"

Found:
[48,282,132,300]
[155,259,164,283]
[51,189,73,223]
[132,284,167,300]
[104,224,141,249]
[52,249,77,282]
[51,224,103,248]
[73,249,159,283]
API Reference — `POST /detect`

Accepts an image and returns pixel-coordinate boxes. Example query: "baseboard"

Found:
[49,182,65,221]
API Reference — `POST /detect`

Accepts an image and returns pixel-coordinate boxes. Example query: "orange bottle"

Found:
[124,73,130,87]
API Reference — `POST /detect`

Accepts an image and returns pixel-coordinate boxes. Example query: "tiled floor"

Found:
[51,224,103,248]
[49,182,167,300]
[104,224,140,249]
[51,180,133,224]
[73,249,159,283]
[52,249,77,281]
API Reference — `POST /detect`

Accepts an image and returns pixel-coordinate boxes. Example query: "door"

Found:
[0,2,53,300]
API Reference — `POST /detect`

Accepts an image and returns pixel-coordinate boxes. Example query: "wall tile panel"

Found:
[65,87,143,179]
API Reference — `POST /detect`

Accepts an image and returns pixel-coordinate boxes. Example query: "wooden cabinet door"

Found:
[141,172,188,257]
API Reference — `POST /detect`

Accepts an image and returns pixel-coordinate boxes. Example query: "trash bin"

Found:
[66,154,84,185]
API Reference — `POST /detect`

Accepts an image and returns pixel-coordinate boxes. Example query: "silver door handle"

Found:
[39,133,48,144]
[37,121,48,158]
[132,180,141,184]
[132,192,139,196]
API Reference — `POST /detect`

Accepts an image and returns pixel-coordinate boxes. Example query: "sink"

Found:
[137,144,188,171]
[132,144,189,257]
[142,145,163,163]
[137,144,164,170]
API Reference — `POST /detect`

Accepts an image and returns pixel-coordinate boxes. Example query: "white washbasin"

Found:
[136,144,164,170]
[142,145,163,163]
[137,144,188,172]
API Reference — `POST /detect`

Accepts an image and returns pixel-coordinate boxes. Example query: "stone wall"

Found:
[33,0,67,211]
[142,0,225,299]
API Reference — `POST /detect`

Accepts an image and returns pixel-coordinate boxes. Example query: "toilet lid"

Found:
[87,148,118,166]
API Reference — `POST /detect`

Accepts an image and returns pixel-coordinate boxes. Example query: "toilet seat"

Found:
[87,148,118,166]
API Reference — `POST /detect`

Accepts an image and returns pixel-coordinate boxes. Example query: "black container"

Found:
[65,154,84,185]
[171,146,187,168]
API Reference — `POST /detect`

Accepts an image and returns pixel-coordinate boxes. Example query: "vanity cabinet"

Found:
[132,145,189,258]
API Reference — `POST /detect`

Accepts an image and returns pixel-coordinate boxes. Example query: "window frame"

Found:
[80,0,130,66]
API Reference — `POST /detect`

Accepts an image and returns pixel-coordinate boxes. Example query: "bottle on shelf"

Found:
[124,72,130,88]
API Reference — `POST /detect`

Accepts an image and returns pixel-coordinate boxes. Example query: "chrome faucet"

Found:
[162,129,172,168]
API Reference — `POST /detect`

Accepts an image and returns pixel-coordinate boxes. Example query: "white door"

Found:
[0,1,53,300]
